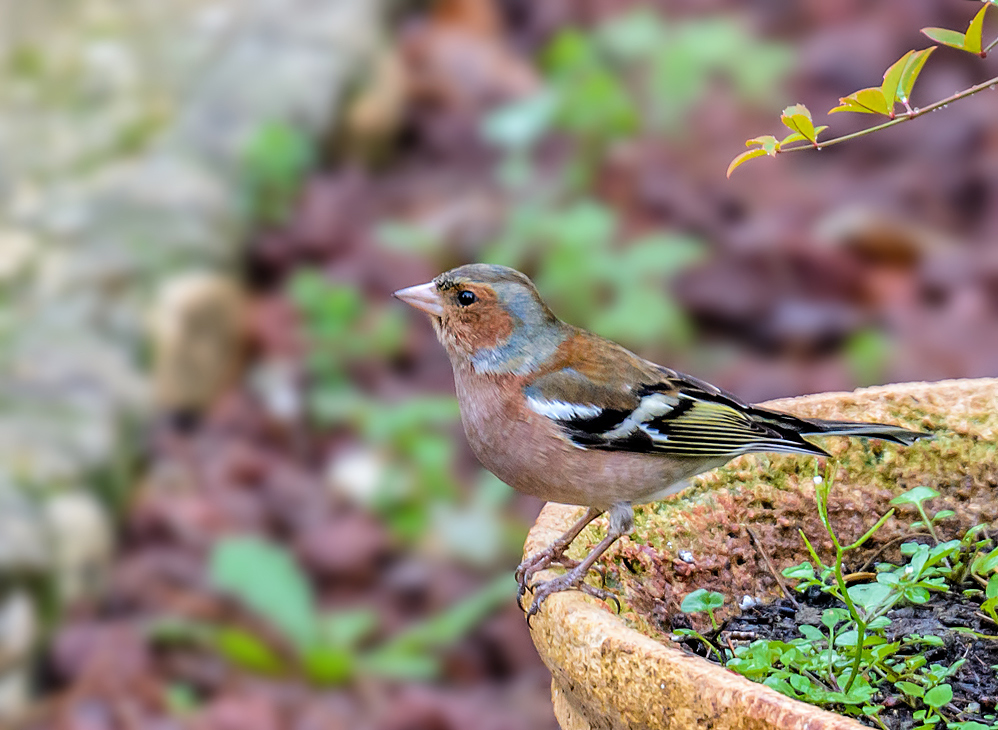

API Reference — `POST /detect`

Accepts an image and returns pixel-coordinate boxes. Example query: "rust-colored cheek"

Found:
[452,305,515,352]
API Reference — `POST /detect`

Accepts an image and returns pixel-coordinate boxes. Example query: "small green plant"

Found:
[151,536,514,685]
[681,588,725,631]
[678,469,998,729]
[675,588,727,661]
[729,2,998,176]
[890,486,954,543]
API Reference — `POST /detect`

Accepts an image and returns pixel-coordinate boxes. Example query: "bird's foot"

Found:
[515,548,579,610]
[524,566,620,625]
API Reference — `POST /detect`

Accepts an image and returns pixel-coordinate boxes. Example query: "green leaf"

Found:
[799,624,824,642]
[890,486,940,507]
[780,103,817,143]
[480,92,560,150]
[301,645,354,685]
[379,574,513,654]
[987,573,998,599]
[932,509,955,521]
[213,628,287,675]
[681,588,725,613]
[821,608,850,630]
[726,148,767,177]
[359,648,441,681]
[881,51,914,110]
[898,47,936,103]
[896,680,925,698]
[847,582,893,612]
[868,616,891,630]
[780,126,827,146]
[209,536,317,649]
[747,135,780,155]
[924,683,953,709]
[964,3,990,54]
[829,87,891,116]
[321,609,378,649]
[973,546,998,574]
[783,562,816,580]
[921,27,968,51]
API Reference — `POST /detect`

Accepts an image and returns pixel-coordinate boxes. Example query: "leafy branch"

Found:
[728,1,998,177]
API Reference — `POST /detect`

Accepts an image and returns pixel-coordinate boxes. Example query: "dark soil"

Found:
[672,589,998,730]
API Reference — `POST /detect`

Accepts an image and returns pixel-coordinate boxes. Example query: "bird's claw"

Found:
[515,548,580,609]
[523,572,621,626]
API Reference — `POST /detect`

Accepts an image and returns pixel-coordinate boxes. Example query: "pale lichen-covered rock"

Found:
[0,0,386,718]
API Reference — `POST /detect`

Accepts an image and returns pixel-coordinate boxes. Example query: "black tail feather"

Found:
[798,418,930,446]
[747,406,931,447]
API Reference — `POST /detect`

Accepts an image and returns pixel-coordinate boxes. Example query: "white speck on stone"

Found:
[678,550,694,564]
[740,595,759,610]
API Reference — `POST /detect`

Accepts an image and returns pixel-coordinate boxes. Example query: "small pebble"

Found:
[739,595,759,610]
[678,550,694,564]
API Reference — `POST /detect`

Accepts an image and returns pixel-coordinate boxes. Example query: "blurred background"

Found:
[2,0,997,728]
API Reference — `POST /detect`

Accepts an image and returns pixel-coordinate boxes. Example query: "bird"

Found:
[393,263,929,620]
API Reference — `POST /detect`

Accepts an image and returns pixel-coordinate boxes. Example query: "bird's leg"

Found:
[515,506,603,609]
[525,502,633,622]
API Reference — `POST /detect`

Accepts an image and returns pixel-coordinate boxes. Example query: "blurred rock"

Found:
[338,44,409,166]
[0,591,37,721]
[814,205,951,269]
[44,492,114,606]
[150,272,249,415]
[0,0,387,717]
[0,483,48,575]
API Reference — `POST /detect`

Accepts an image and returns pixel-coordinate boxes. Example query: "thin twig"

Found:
[746,526,800,609]
[779,73,998,154]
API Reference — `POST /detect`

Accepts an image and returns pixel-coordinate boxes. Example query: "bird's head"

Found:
[393,264,565,374]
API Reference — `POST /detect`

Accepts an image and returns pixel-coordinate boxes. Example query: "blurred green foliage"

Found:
[483,8,793,185]
[288,270,522,558]
[383,9,792,351]
[151,536,515,686]
[240,120,315,224]
[845,328,892,388]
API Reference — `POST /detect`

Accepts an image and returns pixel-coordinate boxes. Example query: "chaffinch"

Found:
[393,264,928,619]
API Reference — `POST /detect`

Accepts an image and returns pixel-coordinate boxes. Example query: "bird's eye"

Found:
[456,290,477,306]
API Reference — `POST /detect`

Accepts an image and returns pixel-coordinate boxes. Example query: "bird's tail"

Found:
[745,406,931,448]
[797,418,930,446]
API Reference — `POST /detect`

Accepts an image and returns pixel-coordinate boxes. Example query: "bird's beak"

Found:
[392,281,444,317]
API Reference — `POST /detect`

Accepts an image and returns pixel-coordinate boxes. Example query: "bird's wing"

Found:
[523,332,828,458]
